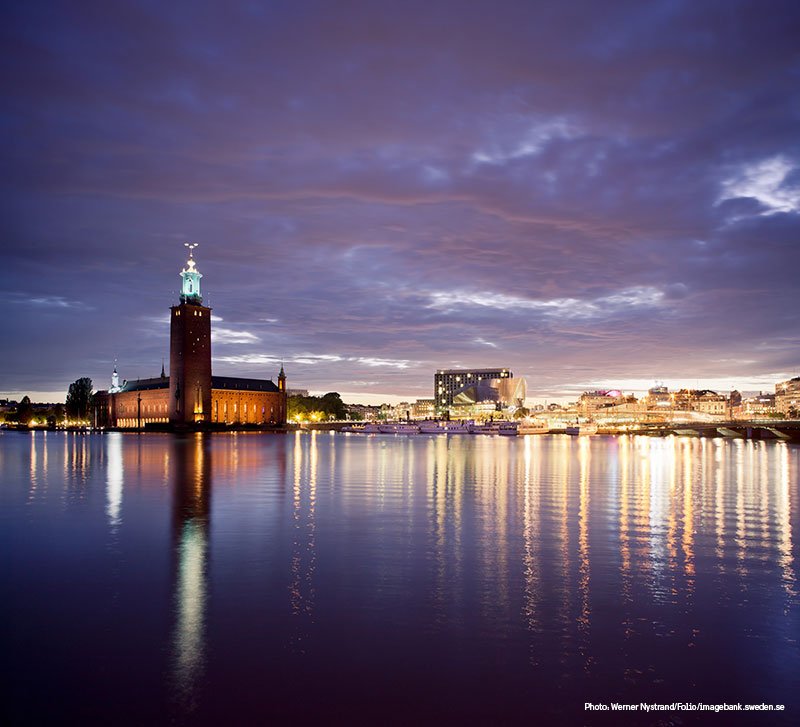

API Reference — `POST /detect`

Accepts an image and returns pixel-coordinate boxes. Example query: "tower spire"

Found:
[179,243,203,304]
[111,359,120,392]
[278,362,286,393]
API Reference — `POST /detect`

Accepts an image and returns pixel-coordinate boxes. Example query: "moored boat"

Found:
[517,418,549,435]
[566,421,598,436]
[469,421,502,434]
[418,419,472,434]
[378,422,421,434]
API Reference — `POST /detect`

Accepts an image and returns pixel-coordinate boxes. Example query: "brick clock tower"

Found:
[169,244,212,426]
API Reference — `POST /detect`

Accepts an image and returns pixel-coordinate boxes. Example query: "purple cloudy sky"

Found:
[2,0,799,403]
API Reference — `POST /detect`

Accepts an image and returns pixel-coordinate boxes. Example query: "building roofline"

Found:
[436,368,511,374]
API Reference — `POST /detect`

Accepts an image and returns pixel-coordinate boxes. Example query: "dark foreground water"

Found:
[2,430,799,725]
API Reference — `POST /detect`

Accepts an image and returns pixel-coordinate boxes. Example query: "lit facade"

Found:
[739,392,777,418]
[671,389,727,416]
[411,398,436,420]
[776,376,800,416]
[451,376,527,418]
[578,389,626,412]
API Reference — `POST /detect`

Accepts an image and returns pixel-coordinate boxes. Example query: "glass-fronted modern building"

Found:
[434,368,512,414]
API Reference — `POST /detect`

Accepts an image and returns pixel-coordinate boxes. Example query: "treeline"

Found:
[287,392,347,420]
[1,377,94,426]
[1,397,65,426]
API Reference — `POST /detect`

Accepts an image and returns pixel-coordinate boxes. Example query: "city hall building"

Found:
[95,248,287,429]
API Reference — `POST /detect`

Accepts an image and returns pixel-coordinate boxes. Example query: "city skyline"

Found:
[2,1,799,405]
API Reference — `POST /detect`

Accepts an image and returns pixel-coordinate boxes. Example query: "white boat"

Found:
[469,421,502,434]
[441,420,471,433]
[498,422,519,436]
[566,421,598,436]
[418,420,471,434]
[418,420,443,433]
[378,422,420,434]
[362,423,382,433]
[517,419,549,435]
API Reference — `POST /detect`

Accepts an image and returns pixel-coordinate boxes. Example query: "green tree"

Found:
[66,378,93,420]
[16,396,33,425]
[320,392,347,420]
[287,392,348,421]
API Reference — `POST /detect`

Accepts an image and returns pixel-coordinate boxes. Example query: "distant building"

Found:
[671,389,727,416]
[451,376,527,418]
[345,403,383,421]
[776,377,800,416]
[411,398,436,420]
[578,389,626,412]
[434,368,512,414]
[286,389,309,397]
[643,385,672,409]
[691,391,728,416]
[639,386,732,419]
[391,402,412,420]
[740,392,776,418]
[95,248,287,429]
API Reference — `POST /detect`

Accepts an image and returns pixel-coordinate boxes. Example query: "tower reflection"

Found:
[169,433,211,710]
[106,432,123,530]
[289,431,317,652]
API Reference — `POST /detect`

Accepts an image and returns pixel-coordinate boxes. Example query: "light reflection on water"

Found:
[106,432,123,529]
[169,434,210,711]
[1,430,799,725]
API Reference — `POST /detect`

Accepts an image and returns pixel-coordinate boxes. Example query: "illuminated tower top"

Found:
[180,243,203,304]
[110,360,120,392]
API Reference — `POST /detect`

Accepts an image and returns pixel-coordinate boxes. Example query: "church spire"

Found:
[278,363,286,393]
[179,243,203,304]
[161,358,166,378]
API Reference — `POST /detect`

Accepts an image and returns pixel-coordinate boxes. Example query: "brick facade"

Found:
[211,388,285,425]
[169,302,212,425]
[100,384,286,428]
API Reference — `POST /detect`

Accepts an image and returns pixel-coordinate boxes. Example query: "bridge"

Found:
[627,420,800,443]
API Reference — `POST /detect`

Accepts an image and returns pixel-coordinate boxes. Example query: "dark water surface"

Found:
[2,430,799,725]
